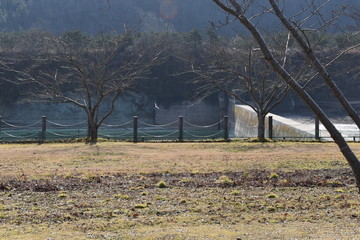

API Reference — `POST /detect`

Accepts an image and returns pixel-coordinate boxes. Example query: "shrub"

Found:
[320,195,331,201]
[267,206,276,212]
[215,175,234,185]
[269,172,279,179]
[231,190,241,196]
[334,188,345,193]
[179,178,192,184]
[134,203,148,209]
[58,193,68,199]
[114,194,130,200]
[156,181,169,188]
[267,193,278,199]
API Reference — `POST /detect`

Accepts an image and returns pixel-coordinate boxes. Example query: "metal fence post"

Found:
[133,116,138,143]
[41,116,47,142]
[315,118,320,141]
[268,116,273,140]
[224,115,229,141]
[179,116,183,142]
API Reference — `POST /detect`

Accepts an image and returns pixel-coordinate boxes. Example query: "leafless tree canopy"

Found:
[211,0,360,190]
[13,30,164,142]
[186,35,289,140]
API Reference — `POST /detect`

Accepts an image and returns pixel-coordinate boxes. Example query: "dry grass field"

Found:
[0,141,360,239]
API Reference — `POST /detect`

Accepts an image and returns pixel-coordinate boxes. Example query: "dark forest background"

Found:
[0,0,359,118]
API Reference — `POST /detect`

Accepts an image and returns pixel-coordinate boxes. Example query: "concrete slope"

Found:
[233,105,315,140]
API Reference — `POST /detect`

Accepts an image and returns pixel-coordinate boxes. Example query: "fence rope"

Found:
[138,130,179,138]
[47,130,87,137]
[98,131,133,138]
[1,120,41,129]
[184,119,223,129]
[184,130,223,138]
[102,120,133,128]
[47,120,87,127]
[1,131,39,139]
[138,120,178,128]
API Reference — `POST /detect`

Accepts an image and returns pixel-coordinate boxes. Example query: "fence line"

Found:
[0,115,230,142]
[1,115,359,142]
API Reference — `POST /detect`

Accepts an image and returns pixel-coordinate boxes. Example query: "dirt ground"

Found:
[0,142,360,239]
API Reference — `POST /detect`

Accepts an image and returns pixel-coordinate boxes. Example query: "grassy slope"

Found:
[0,142,359,239]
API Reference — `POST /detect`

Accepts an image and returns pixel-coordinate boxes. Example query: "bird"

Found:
[154,102,160,110]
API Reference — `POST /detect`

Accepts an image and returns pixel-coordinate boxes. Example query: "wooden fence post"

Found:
[179,116,183,142]
[315,118,320,141]
[133,116,138,143]
[0,116,2,138]
[41,116,47,142]
[224,115,229,141]
[268,116,273,140]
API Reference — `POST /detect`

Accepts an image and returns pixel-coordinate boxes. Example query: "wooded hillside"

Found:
[0,0,359,34]
[0,29,359,117]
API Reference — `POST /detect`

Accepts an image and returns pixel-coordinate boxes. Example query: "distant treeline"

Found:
[0,29,359,110]
[0,0,223,33]
[0,0,359,34]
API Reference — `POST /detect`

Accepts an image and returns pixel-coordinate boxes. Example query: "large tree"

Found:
[19,30,163,143]
[211,0,360,190]
[190,36,289,141]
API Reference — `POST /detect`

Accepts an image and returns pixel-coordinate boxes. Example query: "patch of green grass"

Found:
[134,203,148,209]
[215,175,234,185]
[230,190,241,196]
[156,181,169,188]
[267,193,279,199]
[114,194,130,200]
[269,172,280,179]
[57,193,68,199]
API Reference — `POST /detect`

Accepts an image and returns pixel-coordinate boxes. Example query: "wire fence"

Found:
[0,115,359,142]
[0,116,229,142]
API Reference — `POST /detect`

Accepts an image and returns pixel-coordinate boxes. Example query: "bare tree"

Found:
[268,0,360,128]
[20,30,163,143]
[190,37,289,141]
[211,0,360,190]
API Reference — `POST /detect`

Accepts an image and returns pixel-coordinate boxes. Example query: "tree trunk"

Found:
[243,14,360,190]
[87,117,98,143]
[88,125,98,143]
[257,113,266,141]
[211,0,360,191]
[268,0,360,129]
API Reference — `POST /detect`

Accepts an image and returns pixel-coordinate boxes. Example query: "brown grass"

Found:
[0,142,360,239]
[0,142,356,177]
